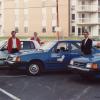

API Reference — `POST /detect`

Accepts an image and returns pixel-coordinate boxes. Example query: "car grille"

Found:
[73,62,86,68]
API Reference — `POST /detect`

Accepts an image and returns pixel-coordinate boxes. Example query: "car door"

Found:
[0,41,9,65]
[47,42,70,70]
[70,42,81,59]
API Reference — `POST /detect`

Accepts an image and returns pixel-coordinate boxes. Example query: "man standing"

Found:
[30,32,41,44]
[7,31,21,53]
[81,31,92,55]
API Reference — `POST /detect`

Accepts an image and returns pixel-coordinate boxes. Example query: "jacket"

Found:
[30,37,40,44]
[7,37,21,53]
[81,38,92,55]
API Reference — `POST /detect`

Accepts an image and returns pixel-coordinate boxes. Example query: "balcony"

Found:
[77,5,98,12]
[77,18,100,25]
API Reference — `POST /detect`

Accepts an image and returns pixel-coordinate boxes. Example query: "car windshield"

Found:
[40,41,57,51]
[0,41,6,48]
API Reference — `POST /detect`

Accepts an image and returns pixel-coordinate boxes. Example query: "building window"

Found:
[24,26,28,33]
[72,14,75,20]
[0,2,2,9]
[99,29,100,35]
[42,0,46,7]
[78,28,81,35]
[15,27,19,33]
[82,27,86,33]
[82,14,85,18]
[42,7,47,31]
[52,26,56,33]
[72,26,75,33]
[82,1,85,5]
[42,27,46,33]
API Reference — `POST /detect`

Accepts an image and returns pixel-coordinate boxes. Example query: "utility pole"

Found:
[56,0,60,40]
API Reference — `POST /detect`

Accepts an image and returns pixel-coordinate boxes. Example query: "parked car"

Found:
[6,40,100,76]
[0,40,40,66]
[68,53,100,79]
[5,40,87,75]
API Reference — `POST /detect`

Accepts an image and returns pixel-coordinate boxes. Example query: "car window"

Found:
[55,42,69,53]
[71,43,80,51]
[40,41,57,51]
[0,41,6,47]
[21,41,35,50]
[1,41,7,50]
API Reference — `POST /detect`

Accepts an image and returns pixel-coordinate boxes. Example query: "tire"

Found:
[27,61,43,76]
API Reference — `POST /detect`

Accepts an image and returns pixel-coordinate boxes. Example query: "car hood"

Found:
[0,51,8,59]
[11,49,46,56]
[0,50,33,59]
[72,53,100,63]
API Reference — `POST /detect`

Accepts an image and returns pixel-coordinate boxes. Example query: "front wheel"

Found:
[27,62,43,75]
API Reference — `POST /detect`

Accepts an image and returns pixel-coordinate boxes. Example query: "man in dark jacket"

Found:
[81,31,92,55]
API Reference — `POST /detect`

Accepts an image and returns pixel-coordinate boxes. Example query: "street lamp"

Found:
[56,0,60,40]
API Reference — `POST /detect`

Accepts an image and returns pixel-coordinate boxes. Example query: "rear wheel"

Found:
[27,62,43,75]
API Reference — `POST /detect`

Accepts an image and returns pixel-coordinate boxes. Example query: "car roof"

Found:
[2,39,34,42]
[53,40,81,43]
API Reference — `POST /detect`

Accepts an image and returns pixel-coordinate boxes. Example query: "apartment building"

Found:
[0,0,69,37]
[70,0,100,36]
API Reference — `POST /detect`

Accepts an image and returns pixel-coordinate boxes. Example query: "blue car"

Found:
[6,40,98,75]
[68,53,100,79]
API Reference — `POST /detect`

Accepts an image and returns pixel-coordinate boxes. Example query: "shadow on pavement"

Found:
[67,73,100,85]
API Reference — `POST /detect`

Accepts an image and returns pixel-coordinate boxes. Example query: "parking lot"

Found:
[0,69,100,100]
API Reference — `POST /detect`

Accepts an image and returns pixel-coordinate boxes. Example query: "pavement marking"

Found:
[70,86,92,100]
[0,88,21,100]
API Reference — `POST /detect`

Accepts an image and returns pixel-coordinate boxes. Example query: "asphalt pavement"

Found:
[0,69,100,100]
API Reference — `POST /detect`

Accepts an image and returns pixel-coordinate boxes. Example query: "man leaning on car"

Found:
[81,31,92,55]
[7,31,21,53]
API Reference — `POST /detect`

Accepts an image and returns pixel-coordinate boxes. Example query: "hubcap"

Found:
[29,64,39,75]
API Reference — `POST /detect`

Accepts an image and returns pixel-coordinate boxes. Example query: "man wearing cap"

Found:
[7,31,21,53]
[81,31,92,55]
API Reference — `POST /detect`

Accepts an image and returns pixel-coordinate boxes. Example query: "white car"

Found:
[0,40,40,66]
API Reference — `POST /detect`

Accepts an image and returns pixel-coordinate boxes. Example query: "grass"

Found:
[0,36,84,41]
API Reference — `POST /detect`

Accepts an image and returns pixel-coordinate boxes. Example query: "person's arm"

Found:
[16,38,21,50]
[7,38,12,53]
[30,37,34,40]
[89,39,92,49]
[81,40,84,52]
[37,37,41,44]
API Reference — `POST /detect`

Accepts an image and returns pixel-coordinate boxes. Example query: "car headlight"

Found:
[12,56,21,62]
[86,63,92,68]
[86,63,98,70]
[70,60,74,65]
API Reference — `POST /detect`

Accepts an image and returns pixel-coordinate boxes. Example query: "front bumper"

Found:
[5,60,28,69]
[68,65,90,72]
[68,65,100,76]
